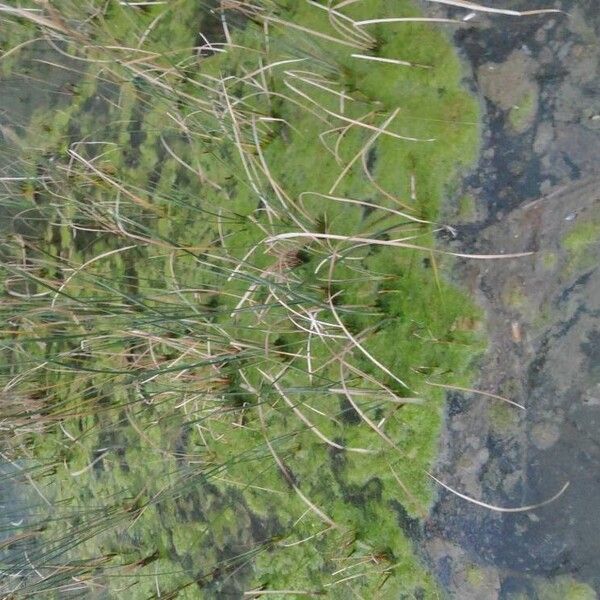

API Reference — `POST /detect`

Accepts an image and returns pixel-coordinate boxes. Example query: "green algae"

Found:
[0,1,483,596]
[465,564,488,587]
[488,401,520,436]
[562,217,600,271]
[541,251,558,271]
[534,575,597,600]
[457,194,477,221]
[508,88,538,133]
[501,278,527,309]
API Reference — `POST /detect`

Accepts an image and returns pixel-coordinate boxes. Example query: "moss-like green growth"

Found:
[489,402,520,435]
[0,0,483,597]
[535,575,597,600]
[562,218,600,271]
[501,278,527,308]
[541,251,558,271]
[465,564,487,587]
[458,194,477,221]
[508,88,538,133]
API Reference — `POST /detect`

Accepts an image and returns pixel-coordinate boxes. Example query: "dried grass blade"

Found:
[428,473,569,512]
[425,0,563,17]
[266,232,534,260]
[426,381,525,410]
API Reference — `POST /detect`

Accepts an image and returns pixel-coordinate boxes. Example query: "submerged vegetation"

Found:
[0,0,488,596]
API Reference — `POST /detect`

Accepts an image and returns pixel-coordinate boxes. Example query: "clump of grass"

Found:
[0,0,501,596]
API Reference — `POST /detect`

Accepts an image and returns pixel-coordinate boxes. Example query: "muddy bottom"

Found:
[425,1,600,597]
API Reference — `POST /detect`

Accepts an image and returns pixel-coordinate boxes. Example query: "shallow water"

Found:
[425,1,600,597]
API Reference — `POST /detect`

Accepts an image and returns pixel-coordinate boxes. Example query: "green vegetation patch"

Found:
[562,217,600,271]
[534,575,597,600]
[0,0,483,597]
[508,88,538,133]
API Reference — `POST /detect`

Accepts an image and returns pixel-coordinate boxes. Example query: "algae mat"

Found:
[0,1,484,597]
